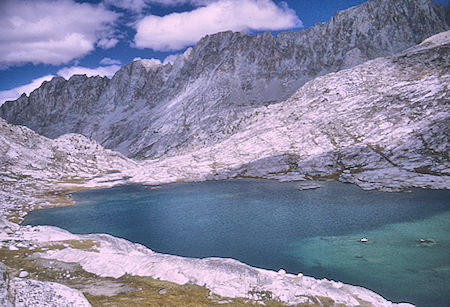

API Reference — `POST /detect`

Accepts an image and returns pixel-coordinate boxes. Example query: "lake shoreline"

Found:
[1,177,431,306]
[22,180,450,306]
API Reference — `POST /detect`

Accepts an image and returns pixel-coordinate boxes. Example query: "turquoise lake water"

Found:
[23,180,450,306]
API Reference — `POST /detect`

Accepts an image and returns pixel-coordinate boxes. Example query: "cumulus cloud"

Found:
[134,0,302,51]
[97,38,120,49]
[100,57,122,65]
[0,0,119,68]
[0,75,54,106]
[57,65,122,79]
[133,55,179,65]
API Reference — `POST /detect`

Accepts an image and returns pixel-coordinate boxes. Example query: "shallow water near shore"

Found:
[23,180,450,306]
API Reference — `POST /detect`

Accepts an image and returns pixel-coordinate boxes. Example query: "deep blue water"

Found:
[23,180,450,306]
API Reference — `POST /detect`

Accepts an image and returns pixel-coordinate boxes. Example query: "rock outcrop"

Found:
[1,0,448,158]
[0,263,12,307]
[0,118,136,220]
[131,30,450,191]
[0,261,91,307]
[12,278,91,307]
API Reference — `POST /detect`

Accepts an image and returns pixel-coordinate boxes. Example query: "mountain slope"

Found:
[132,30,450,191]
[1,0,448,158]
[0,118,136,220]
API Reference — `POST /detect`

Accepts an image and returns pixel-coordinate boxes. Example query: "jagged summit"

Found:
[0,0,448,159]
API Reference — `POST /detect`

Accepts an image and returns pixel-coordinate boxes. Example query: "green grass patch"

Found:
[85,275,291,306]
[0,244,339,307]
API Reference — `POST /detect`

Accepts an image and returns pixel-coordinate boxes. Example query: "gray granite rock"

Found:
[0,262,12,307]
[1,0,448,159]
[12,278,91,307]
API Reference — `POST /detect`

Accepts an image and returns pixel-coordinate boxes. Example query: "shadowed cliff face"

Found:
[1,0,448,159]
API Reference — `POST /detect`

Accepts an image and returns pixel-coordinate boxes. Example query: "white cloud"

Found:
[134,0,302,51]
[132,57,160,63]
[97,38,120,49]
[0,75,54,106]
[133,55,178,65]
[100,57,122,65]
[0,0,118,68]
[132,57,164,69]
[57,65,122,79]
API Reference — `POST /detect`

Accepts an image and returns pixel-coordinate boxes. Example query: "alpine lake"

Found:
[23,179,450,306]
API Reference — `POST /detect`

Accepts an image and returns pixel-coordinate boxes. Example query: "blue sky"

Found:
[0,0,448,104]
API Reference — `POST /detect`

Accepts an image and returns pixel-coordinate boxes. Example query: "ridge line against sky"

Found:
[0,0,448,105]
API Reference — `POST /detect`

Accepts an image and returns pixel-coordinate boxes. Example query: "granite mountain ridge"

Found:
[0,0,448,159]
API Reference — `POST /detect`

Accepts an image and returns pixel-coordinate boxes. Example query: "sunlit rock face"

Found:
[0,116,136,220]
[131,30,450,191]
[1,0,448,159]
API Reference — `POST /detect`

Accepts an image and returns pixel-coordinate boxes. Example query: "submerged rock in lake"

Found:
[418,238,437,246]
[297,182,321,190]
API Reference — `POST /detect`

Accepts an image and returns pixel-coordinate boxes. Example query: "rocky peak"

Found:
[0,74,109,138]
[0,0,448,159]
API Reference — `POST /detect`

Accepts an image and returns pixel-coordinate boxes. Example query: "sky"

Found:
[0,0,449,104]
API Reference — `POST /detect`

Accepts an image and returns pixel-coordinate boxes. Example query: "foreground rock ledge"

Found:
[0,218,413,306]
